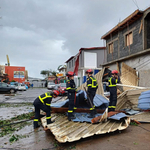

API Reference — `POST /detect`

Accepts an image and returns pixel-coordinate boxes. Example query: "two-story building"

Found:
[101,7,150,87]
[65,47,106,87]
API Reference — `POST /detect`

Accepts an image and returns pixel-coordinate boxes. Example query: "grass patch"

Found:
[0,103,33,108]
[0,112,34,137]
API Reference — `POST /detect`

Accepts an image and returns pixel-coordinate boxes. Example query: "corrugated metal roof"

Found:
[79,47,106,51]
[101,9,144,39]
[41,113,130,143]
[130,112,150,123]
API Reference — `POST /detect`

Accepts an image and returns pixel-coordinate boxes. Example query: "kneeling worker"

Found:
[66,71,77,121]
[33,90,59,129]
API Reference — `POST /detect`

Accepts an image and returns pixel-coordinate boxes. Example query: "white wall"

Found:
[84,52,97,68]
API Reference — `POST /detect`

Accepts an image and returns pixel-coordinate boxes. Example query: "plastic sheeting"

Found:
[108,113,127,120]
[51,90,109,109]
[138,90,150,110]
[72,113,103,123]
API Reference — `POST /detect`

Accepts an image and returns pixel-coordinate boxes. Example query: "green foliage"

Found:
[130,122,138,126]
[0,112,34,137]
[9,134,19,143]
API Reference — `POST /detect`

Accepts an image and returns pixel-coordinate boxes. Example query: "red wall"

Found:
[5,66,25,83]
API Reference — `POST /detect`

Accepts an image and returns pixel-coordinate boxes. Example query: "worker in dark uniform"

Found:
[66,71,77,121]
[86,69,98,118]
[33,90,59,129]
[108,70,120,112]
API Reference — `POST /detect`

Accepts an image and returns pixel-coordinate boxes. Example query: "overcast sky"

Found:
[1,0,150,78]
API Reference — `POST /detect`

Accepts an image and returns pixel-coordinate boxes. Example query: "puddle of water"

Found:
[0,106,33,120]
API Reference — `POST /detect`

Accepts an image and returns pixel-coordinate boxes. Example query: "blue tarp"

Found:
[51,90,109,110]
[138,90,150,110]
[108,113,127,120]
[72,113,102,123]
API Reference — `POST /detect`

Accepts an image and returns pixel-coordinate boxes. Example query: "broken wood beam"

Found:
[91,111,119,124]
[116,84,150,89]
[51,107,125,114]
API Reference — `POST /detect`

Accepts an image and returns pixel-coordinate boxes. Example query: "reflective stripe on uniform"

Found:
[108,77,117,87]
[87,84,92,87]
[45,93,52,98]
[39,96,44,104]
[90,107,94,110]
[66,87,75,90]
[46,116,51,119]
[74,107,77,109]
[115,79,118,83]
[39,93,52,104]
[108,106,116,108]
[34,119,38,121]
[46,103,50,106]
[90,77,97,88]
[68,110,73,113]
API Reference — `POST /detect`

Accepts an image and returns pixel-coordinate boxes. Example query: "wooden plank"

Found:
[51,107,125,114]
[116,84,150,89]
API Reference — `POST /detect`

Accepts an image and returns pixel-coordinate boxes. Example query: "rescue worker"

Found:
[33,90,59,129]
[86,69,98,118]
[66,71,77,121]
[108,70,120,112]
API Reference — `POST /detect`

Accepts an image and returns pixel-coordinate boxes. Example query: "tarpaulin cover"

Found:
[51,90,109,109]
[72,113,103,123]
[138,90,150,110]
[121,109,140,115]
[108,113,127,120]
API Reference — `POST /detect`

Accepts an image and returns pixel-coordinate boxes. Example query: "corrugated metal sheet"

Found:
[41,113,130,143]
[130,112,150,123]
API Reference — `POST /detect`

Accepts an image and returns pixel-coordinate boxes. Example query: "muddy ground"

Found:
[0,88,150,150]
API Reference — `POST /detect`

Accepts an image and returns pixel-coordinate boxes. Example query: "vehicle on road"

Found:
[10,82,18,90]
[47,82,55,90]
[17,83,26,91]
[57,83,67,95]
[0,82,17,94]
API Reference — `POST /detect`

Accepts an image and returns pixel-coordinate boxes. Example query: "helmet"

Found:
[53,90,59,96]
[86,69,93,74]
[111,70,118,74]
[66,71,75,77]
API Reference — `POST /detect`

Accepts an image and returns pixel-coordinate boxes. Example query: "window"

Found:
[126,32,133,46]
[108,43,113,54]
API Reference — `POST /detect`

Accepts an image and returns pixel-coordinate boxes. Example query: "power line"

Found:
[132,0,140,9]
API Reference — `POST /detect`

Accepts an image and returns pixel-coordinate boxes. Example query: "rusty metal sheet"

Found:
[41,113,130,143]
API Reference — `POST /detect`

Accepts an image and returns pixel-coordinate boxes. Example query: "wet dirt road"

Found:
[0,88,150,150]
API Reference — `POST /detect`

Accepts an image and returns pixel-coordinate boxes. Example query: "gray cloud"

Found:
[1,0,150,78]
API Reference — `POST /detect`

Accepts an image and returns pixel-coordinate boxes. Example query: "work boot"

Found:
[33,121,40,129]
[68,113,76,121]
[88,110,95,118]
[47,119,55,125]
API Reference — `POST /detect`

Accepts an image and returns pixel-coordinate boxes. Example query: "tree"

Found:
[40,69,59,83]
[40,70,50,77]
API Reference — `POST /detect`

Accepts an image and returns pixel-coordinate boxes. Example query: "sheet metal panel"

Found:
[41,113,130,143]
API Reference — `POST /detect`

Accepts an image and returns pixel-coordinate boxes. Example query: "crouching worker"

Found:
[33,90,59,129]
[108,70,120,112]
[66,71,77,121]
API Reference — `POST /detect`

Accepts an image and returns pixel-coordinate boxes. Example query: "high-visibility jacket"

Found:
[87,76,98,92]
[108,77,120,87]
[38,92,52,106]
[66,79,77,93]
